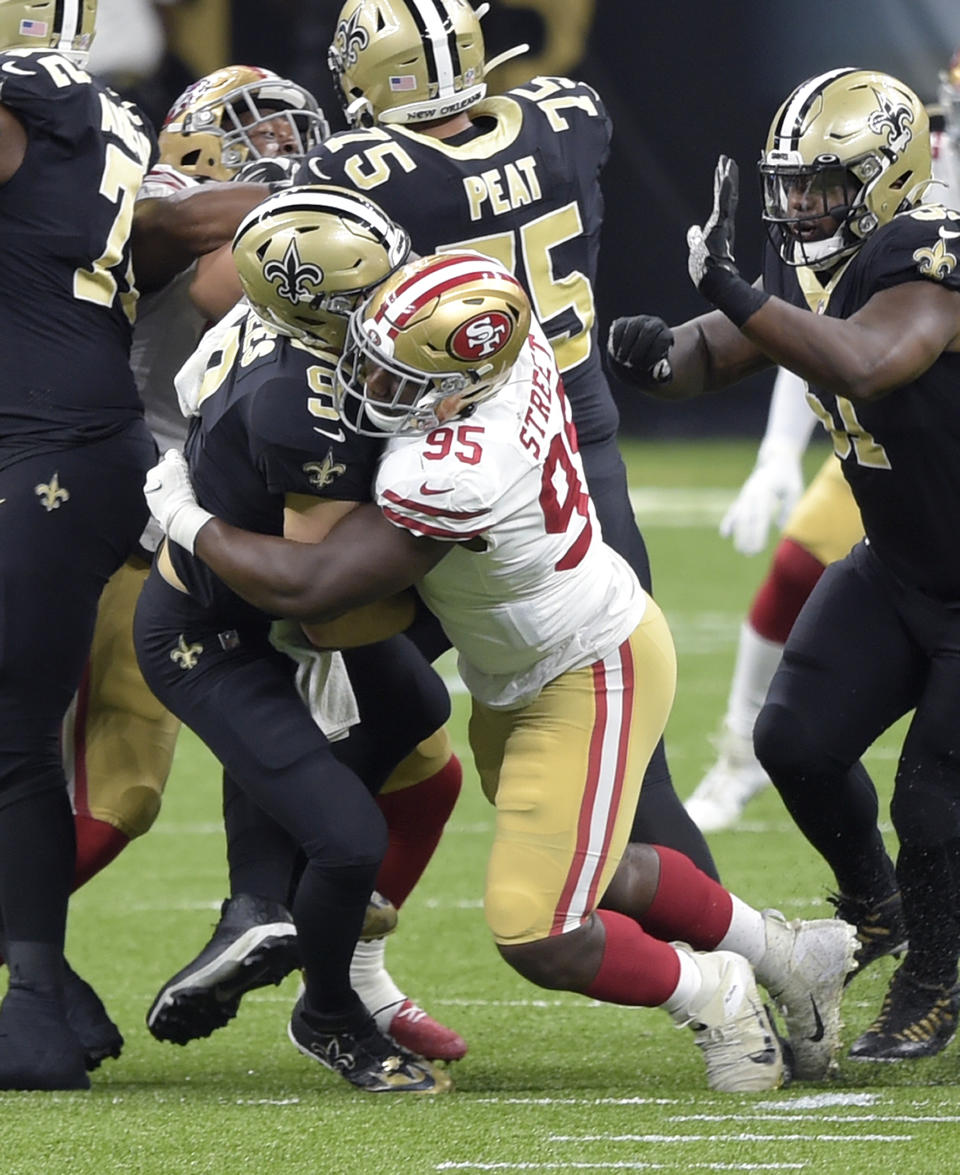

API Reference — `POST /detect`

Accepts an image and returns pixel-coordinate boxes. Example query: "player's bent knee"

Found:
[485,884,544,946]
[753,701,826,783]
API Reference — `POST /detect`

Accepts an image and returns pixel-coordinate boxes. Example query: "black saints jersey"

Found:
[299,77,617,441]
[764,205,960,600]
[170,312,383,613]
[0,50,156,459]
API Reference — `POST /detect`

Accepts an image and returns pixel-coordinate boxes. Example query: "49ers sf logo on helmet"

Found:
[448,312,514,361]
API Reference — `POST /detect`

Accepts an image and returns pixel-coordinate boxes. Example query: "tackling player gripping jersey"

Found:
[300,77,617,442]
[376,320,645,709]
[0,48,155,461]
[764,205,960,601]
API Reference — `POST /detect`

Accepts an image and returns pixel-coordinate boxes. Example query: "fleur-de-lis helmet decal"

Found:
[263,238,326,305]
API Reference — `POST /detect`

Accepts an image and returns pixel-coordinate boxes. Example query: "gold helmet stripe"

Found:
[773,66,858,152]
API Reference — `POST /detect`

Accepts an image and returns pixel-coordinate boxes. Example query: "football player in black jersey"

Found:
[0,0,161,1091]
[295,0,717,880]
[133,185,454,1095]
[609,67,960,1063]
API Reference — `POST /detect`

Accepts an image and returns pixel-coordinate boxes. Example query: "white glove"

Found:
[719,440,804,555]
[143,449,213,555]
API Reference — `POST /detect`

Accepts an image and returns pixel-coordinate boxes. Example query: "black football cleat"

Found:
[147,894,299,1045]
[0,984,90,1090]
[828,890,908,983]
[64,960,123,1070]
[849,966,960,1061]
[288,996,453,1094]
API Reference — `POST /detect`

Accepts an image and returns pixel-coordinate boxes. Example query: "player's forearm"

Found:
[662,318,763,397]
[195,518,347,621]
[738,295,906,402]
[132,184,268,290]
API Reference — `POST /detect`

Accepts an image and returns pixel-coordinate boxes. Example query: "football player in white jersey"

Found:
[684,54,960,834]
[143,234,859,1091]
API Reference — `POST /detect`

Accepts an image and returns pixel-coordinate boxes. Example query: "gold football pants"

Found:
[470,596,676,945]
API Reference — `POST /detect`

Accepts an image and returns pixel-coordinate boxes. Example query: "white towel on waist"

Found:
[268,620,360,743]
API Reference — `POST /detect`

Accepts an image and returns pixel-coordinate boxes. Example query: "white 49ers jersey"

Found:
[133,164,209,455]
[376,321,646,709]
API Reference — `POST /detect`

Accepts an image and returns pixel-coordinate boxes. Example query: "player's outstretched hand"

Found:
[687,154,741,290]
[719,441,804,555]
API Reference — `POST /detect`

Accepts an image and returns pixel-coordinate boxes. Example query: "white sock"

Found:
[724,622,785,741]
[716,895,767,967]
[662,946,704,1019]
[349,937,406,1031]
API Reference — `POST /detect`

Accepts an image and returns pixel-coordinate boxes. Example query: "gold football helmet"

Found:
[336,251,531,436]
[0,0,96,61]
[328,0,526,128]
[158,65,329,181]
[760,68,932,269]
[231,184,411,347]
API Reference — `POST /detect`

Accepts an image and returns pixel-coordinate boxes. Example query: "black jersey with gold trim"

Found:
[0,50,156,455]
[170,313,383,613]
[299,77,617,441]
[764,205,960,600]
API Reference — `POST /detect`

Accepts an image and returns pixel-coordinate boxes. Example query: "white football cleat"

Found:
[671,946,786,1093]
[754,909,858,1080]
[684,726,771,832]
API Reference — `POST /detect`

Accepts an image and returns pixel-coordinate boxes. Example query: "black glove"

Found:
[687,154,740,289]
[687,154,770,327]
[606,315,674,388]
[233,155,304,188]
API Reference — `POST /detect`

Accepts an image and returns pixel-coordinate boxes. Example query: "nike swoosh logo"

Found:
[2,61,35,76]
[419,482,453,496]
[807,996,825,1042]
[314,425,346,442]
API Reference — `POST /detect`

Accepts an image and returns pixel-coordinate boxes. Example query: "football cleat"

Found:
[0,984,90,1091]
[828,890,908,983]
[755,909,858,1080]
[849,966,960,1061]
[360,891,398,941]
[64,961,124,1071]
[386,998,468,1062]
[288,995,453,1094]
[671,946,786,1092]
[147,894,299,1044]
[684,727,771,833]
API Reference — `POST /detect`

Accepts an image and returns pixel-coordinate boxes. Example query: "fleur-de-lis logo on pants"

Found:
[263,238,324,306]
[170,635,203,670]
[35,472,70,512]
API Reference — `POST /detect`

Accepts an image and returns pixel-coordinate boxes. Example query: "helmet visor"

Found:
[759,163,861,266]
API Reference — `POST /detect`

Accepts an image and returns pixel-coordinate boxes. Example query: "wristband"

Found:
[168,503,214,555]
[699,267,770,328]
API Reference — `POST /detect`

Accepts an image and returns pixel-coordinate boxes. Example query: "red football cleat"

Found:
[386,999,467,1062]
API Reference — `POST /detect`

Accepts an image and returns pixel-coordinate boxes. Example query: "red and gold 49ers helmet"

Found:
[158,65,329,181]
[0,0,97,61]
[336,251,531,436]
